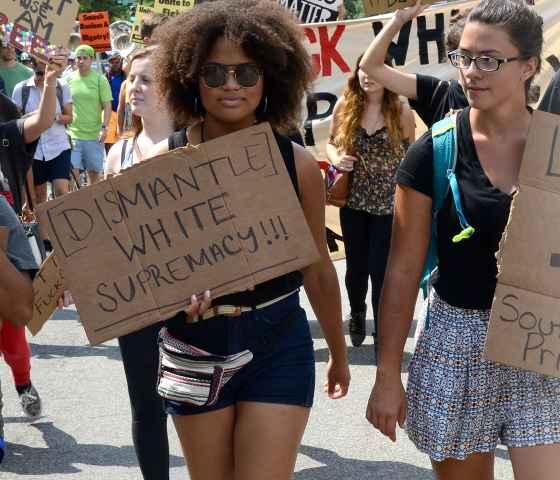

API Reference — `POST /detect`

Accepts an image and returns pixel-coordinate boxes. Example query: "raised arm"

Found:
[22,51,67,143]
[366,184,431,440]
[295,144,350,399]
[359,0,427,101]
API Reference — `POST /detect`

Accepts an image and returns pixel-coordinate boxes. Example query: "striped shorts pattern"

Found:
[406,292,560,461]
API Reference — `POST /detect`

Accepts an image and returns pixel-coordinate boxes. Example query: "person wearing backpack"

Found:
[104,47,175,480]
[326,54,415,349]
[12,56,73,223]
[366,2,560,479]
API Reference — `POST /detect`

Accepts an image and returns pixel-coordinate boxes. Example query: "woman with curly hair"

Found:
[327,55,415,348]
[149,1,350,478]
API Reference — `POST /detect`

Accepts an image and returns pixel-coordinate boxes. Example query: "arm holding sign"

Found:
[295,143,350,399]
[23,50,68,143]
[359,0,427,101]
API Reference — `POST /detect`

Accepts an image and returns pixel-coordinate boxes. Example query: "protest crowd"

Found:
[1,0,560,478]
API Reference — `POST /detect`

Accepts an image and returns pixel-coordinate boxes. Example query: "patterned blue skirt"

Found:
[406,291,560,461]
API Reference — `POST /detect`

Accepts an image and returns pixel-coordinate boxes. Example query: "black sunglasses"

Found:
[35,70,45,76]
[199,63,261,88]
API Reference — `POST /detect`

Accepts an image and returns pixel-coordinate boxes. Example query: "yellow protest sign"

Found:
[153,0,195,17]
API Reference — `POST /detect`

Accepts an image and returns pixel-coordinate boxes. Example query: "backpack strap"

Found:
[421,113,475,296]
[21,85,30,114]
[120,139,129,167]
[55,83,64,112]
[168,129,188,150]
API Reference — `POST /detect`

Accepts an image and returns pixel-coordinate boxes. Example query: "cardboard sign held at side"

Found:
[0,0,80,62]
[38,123,320,345]
[28,254,65,336]
[484,111,560,377]
[79,11,111,52]
[362,0,440,17]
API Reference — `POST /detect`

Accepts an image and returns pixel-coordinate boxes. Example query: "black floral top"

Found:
[346,126,407,215]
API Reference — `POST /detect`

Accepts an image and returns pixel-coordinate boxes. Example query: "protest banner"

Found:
[0,0,80,61]
[484,111,560,378]
[79,11,111,52]
[278,0,341,23]
[301,2,476,157]
[130,4,154,45]
[362,0,439,17]
[28,254,65,336]
[38,123,320,345]
[153,0,195,17]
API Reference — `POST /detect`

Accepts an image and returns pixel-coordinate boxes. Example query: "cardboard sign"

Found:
[38,123,320,344]
[0,226,8,252]
[0,0,80,61]
[79,11,111,52]
[362,0,439,17]
[130,4,154,45]
[279,0,340,23]
[28,254,65,336]
[153,0,195,17]
[484,111,560,377]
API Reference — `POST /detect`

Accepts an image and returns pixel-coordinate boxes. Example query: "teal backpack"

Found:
[420,112,475,297]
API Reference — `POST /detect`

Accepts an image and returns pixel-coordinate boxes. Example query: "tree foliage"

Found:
[344,0,364,19]
[79,0,131,22]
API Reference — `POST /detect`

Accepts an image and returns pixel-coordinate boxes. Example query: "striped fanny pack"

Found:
[157,327,253,406]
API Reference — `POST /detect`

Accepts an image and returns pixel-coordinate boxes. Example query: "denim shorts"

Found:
[406,291,560,461]
[32,149,72,184]
[163,292,315,416]
[70,139,105,173]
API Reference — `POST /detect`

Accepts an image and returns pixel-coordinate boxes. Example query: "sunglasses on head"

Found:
[199,62,261,88]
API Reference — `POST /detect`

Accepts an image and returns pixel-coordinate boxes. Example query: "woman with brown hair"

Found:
[105,46,175,480]
[327,55,415,348]
[148,1,350,478]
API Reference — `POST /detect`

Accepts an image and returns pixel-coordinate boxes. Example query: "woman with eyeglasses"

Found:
[366,1,560,479]
[148,1,350,479]
[105,46,175,480]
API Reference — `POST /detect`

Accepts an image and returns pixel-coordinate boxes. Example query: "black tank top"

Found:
[166,127,304,312]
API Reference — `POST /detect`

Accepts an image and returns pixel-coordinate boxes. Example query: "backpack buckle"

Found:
[1,139,8,148]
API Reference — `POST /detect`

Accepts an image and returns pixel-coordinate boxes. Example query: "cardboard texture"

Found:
[38,123,320,345]
[485,111,560,377]
[0,0,80,61]
[0,226,8,252]
[153,0,195,17]
[28,254,65,336]
[362,0,440,17]
[130,4,155,45]
[79,11,111,52]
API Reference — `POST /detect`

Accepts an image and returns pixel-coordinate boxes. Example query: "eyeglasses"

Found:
[448,50,527,72]
[199,63,261,88]
[35,70,45,76]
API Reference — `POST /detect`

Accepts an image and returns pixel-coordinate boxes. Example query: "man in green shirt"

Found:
[66,44,112,185]
[0,38,33,97]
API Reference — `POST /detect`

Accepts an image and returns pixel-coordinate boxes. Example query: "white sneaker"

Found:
[18,383,42,418]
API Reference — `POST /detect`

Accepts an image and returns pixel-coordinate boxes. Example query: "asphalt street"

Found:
[1,260,516,480]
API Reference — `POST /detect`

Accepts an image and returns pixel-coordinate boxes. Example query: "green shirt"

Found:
[0,63,33,97]
[66,69,113,141]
